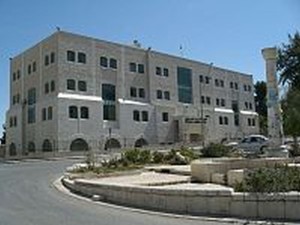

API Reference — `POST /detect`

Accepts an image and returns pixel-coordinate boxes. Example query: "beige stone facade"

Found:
[6,31,258,156]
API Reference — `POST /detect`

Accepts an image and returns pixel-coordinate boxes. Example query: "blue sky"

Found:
[0,0,299,132]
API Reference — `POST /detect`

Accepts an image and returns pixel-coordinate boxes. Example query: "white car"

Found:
[226,135,269,156]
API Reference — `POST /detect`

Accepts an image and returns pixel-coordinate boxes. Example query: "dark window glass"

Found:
[220,80,224,87]
[42,108,47,121]
[245,102,248,109]
[199,75,203,83]
[248,118,252,126]
[206,96,211,105]
[45,83,49,94]
[67,50,75,62]
[80,107,89,119]
[248,85,252,92]
[103,105,116,121]
[201,96,205,104]
[244,84,247,91]
[50,80,55,92]
[102,84,115,101]
[32,61,36,72]
[130,87,137,97]
[67,79,76,90]
[13,116,17,127]
[138,64,144,73]
[249,103,253,110]
[221,99,226,107]
[13,72,16,81]
[215,79,219,87]
[9,117,13,127]
[12,96,16,105]
[139,88,145,98]
[205,76,210,84]
[252,118,256,126]
[28,64,32,74]
[133,110,140,121]
[45,55,49,66]
[230,82,233,88]
[142,111,148,122]
[129,62,136,72]
[28,88,36,105]
[48,107,53,120]
[219,116,223,125]
[69,106,78,119]
[162,112,169,122]
[163,68,169,77]
[110,58,117,69]
[234,82,238,90]
[157,90,162,99]
[234,114,239,126]
[50,52,55,63]
[28,106,36,123]
[216,98,220,106]
[100,56,108,67]
[177,67,192,103]
[164,91,170,100]
[78,80,87,92]
[224,117,228,125]
[156,67,161,75]
[16,94,20,103]
[78,52,86,63]
[17,70,21,79]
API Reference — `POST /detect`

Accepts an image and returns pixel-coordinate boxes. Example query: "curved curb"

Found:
[53,177,281,225]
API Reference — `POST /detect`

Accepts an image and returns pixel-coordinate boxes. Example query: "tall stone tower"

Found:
[262,47,283,147]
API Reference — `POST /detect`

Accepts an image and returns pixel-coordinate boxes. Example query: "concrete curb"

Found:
[53,177,294,224]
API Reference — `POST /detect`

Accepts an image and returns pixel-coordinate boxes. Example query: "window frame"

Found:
[67,79,76,91]
[67,50,76,62]
[133,110,140,121]
[100,56,108,68]
[77,52,86,64]
[80,106,89,119]
[109,58,117,69]
[78,80,87,92]
[69,106,78,119]
[162,112,169,122]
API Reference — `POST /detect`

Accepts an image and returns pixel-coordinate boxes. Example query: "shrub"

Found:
[152,151,165,164]
[179,146,198,161]
[139,150,152,164]
[122,148,140,164]
[201,143,232,157]
[235,165,300,193]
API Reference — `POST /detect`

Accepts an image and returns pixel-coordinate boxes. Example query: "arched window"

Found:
[70,138,89,151]
[28,142,36,153]
[69,106,78,119]
[42,139,52,152]
[104,138,121,150]
[134,138,148,148]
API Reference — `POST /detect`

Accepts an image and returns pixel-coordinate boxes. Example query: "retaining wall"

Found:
[62,177,300,221]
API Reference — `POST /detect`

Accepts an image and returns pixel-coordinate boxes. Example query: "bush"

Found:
[139,150,152,164]
[201,143,232,157]
[122,148,140,164]
[152,151,164,164]
[235,165,300,193]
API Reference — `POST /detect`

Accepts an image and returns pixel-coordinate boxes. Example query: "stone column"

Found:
[262,47,283,147]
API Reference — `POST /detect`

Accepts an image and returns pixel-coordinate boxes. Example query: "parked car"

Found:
[226,135,269,157]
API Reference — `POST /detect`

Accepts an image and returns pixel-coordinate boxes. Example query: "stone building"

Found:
[6,31,258,156]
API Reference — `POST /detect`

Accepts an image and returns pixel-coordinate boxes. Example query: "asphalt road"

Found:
[0,159,290,225]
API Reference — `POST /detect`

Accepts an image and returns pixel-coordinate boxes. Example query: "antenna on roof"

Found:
[56,26,61,32]
[179,44,184,57]
[133,40,141,48]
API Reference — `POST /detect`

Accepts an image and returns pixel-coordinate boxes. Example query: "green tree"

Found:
[254,81,267,135]
[277,32,300,89]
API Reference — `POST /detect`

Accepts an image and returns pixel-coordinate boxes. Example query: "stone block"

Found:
[211,173,225,185]
[285,201,300,220]
[258,200,285,219]
[227,169,245,187]
[230,199,258,218]
[186,196,209,215]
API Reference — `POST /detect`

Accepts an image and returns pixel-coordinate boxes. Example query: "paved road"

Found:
[0,160,291,225]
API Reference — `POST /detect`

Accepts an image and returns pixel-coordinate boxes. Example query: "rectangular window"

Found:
[248,118,252,126]
[156,67,161,75]
[142,111,148,122]
[69,106,78,119]
[139,88,145,98]
[78,80,87,92]
[28,88,36,105]
[50,52,55,63]
[102,84,116,101]
[177,67,193,103]
[199,75,203,83]
[219,116,223,125]
[80,107,89,119]
[103,104,116,121]
[156,90,162,99]
[13,72,16,81]
[224,117,228,125]
[28,64,32,75]
[230,82,233,89]
[163,68,169,77]
[50,80,55,92]
[17,70,21,79]
[129,62,136,72]
[32,61,36,72]
[78,52,86,63]
[215,79,219,87]
[201,96,205,104]
[48,107,53,120]
[221,99,226,107]
[67,50,75,62]
[162,112,169,122]
[110,58,117,69]
[28,106,36,124]
[138,64,144,73]
[234,83,238,90]
[42,108,47,121]
[206,96,211,105]
[100,56,108,67]
[67,79,76,91]
[216,98,220,106]
[164,91,170,100]
[220,80,224,87]
[45,83,49,94]
[45,55,49,66]
[130,87,137,97]
[133,110,140,121]
[205,76,210,84]
[13,116,17,127]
